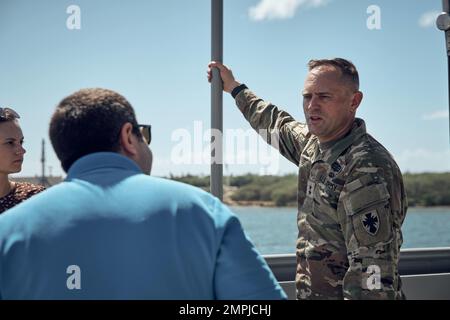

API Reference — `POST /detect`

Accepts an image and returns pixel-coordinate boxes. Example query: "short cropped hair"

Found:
[49,88,143,172]
[308,58,360,91]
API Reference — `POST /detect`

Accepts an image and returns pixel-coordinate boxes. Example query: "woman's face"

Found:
[0,120,26,175]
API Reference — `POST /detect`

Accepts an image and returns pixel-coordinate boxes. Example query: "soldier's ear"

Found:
[351,91,363,112]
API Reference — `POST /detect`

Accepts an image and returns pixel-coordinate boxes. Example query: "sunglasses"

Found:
[0,107,20,120]
[138,124,151,145]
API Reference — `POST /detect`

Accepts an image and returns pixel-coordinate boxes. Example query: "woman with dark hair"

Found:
[0,107,45,214]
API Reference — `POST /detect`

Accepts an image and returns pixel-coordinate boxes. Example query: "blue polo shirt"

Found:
[0,152,286,300]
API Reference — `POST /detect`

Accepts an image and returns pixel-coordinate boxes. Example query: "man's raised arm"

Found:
[207,61,310,166]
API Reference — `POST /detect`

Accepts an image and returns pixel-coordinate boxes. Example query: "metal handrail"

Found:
[264,247,450,281]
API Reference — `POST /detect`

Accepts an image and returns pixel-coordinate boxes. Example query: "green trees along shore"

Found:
[168,172,450,207]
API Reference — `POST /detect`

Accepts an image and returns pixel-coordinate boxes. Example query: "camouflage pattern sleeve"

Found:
[234,88,310,166]
[337,155,406,299]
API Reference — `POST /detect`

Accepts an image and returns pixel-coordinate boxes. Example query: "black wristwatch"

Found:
[231,84,248,98]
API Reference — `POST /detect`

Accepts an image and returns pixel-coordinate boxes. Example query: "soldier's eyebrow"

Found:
[302,91,332,96]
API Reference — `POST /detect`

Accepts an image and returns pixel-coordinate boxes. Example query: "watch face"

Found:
[437,13,450,31]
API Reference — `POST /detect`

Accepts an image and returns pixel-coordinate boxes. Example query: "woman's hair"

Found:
[0,107,20,123]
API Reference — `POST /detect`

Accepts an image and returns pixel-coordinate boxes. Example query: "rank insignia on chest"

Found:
[331,162,342,173]
[361,210,379,236]
[306,180,315,198]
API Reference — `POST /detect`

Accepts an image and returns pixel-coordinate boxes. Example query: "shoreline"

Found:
[224,201,450,209]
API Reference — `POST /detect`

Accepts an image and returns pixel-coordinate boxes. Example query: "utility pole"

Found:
[40,139,48,186]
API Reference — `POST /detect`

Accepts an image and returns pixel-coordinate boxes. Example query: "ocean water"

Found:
[232,206,450,255]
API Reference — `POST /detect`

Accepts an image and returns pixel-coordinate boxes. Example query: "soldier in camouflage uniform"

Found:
[207,58,407,299]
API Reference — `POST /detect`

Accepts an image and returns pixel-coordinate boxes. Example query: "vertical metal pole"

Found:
[443,1,450,139]
[444,0,450,19]
[211,0,223,200]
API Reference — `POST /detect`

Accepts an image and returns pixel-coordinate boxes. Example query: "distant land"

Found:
[168,172,450,207]
[12,172,450,208]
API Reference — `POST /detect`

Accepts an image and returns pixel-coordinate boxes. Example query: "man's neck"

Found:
[319,120,355,150]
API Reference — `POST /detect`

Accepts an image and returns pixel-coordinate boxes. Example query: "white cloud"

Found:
[419,11,440,28]
[422,109,449,120]
[249,0,330,22]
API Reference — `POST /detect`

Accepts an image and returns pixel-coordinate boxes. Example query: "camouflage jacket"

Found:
[234,88,407,300]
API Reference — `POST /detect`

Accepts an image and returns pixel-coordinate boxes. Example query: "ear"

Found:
[350,91,363,113]
[119,122,139,157]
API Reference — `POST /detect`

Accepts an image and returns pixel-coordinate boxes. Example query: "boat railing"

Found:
[264,247,450,299]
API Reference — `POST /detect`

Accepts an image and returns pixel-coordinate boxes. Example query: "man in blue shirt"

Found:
[0,88,286,300]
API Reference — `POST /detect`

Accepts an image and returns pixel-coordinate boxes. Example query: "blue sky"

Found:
[1,0,449,178]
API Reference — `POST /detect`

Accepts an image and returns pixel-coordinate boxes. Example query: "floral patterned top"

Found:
[0,182,45,214]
